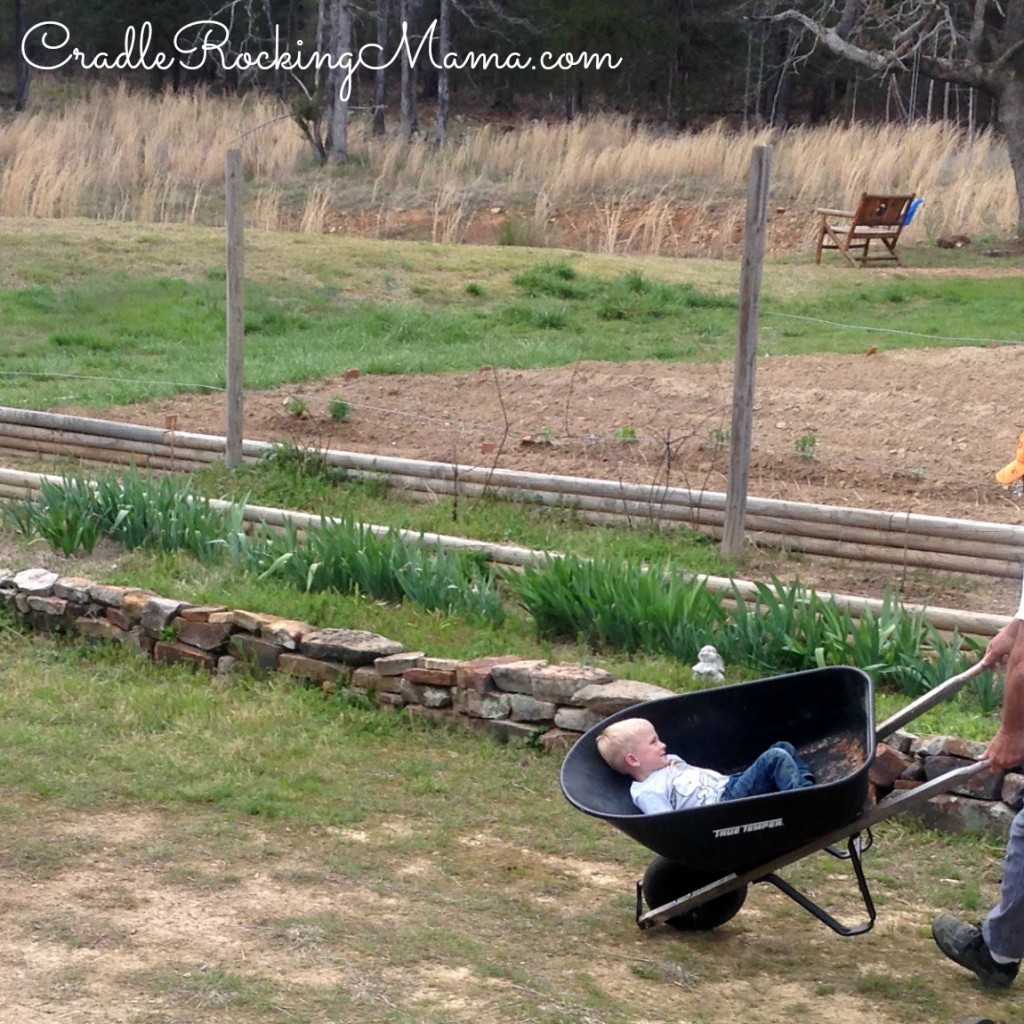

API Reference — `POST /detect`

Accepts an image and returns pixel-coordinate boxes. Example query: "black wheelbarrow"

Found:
[560,663,991,936]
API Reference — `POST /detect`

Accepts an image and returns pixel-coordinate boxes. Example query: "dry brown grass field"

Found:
[0,86,1016,254]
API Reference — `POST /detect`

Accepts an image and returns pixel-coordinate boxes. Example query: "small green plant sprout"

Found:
[614,425,638,444]
[284,395,309,418]
[520,426,555,447]
[795,433,817,458]
[709,427,730,451]
[328,397,350,422]
[465,282,485,297]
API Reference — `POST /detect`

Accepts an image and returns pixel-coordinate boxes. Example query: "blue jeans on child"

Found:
[720,741,814,802]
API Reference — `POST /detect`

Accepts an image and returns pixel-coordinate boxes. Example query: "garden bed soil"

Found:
[72,342,1024,615]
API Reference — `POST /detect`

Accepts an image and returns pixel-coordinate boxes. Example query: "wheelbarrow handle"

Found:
[875,660,988,743]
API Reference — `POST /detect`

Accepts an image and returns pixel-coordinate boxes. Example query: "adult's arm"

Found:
[982,613,1023,669]
[984,612,1024,771]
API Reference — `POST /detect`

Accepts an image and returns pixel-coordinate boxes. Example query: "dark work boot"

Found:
[932,914,1019,988]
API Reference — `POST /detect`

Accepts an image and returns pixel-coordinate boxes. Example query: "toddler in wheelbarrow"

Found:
[560,664,996,938]
[596,717,815,813]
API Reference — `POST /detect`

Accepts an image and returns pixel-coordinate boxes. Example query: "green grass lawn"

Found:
[1,219,1021,409]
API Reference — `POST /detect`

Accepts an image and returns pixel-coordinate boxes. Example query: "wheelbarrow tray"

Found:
[560,665,873,872]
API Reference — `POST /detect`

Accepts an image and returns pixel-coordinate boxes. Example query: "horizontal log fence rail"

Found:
[0,464,1011,640]
[1,405,1022,583]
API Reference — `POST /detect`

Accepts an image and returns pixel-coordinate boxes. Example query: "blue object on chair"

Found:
[903,197,924,225]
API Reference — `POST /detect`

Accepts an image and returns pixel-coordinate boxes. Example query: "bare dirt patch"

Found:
[76,343,1024,613]
[2,800,1020,1024]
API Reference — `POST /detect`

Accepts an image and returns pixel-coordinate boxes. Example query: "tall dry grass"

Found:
[0,83,304,222]
[0,86,1015,251]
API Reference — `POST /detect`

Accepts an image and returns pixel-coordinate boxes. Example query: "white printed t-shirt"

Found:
[630,755,729,814]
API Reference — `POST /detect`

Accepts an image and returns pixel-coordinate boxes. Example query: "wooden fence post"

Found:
[721,145,771,559]
[225,149,245,469]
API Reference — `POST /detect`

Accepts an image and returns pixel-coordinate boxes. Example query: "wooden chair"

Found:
[814,193,917,266]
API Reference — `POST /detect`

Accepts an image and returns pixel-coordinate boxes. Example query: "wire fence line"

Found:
[762,311,1023,347]
[0,371,227,392]
[1,306,1019,403]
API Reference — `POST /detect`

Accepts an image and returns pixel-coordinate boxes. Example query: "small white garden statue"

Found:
[692,644,725,684]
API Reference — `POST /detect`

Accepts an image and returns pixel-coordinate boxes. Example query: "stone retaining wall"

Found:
[1,566,1019,838]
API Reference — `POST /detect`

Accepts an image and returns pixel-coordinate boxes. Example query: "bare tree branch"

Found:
[764,8,897,73]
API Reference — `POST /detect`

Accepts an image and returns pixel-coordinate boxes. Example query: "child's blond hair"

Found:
[596,718,652,774]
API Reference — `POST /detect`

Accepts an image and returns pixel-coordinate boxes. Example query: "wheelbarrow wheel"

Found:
[642,856,748,931]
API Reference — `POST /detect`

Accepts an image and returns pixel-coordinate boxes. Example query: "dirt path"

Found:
[1,799,1019,1024]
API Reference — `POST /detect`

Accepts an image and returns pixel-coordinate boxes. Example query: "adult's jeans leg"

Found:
[983,806,1024,959]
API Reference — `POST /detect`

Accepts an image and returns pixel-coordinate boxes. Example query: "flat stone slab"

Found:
[924,755,1004,801]
[573,679,673,714]
[299,628,404,666]
[919,793,1016,838]
[1003,772,1024,810]
[173,619,235,652]
[53,576,93,603]
[141,596,186,633]
[26,595,66,616]
[13,568,58,595]
[375,652,425,676]
[230,634,284,670]
[177,605,231,622]
[153,640,217,672]
[260,618,312,649]
[911,734,988,760]
[455,656,522,693]
[490,659,548,694]
[508,693,557,722]
[529,663,615,704]
[554,706,606,733]
[278,652,346,685]
[87,583,132,607]
[403,667,456,687]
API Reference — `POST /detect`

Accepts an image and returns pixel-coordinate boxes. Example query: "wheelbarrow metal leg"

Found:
[762,834,877,936]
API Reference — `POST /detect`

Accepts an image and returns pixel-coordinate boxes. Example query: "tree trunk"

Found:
[14,0,30,111]
[400,0,419,141]
[327,0,353,163]
[433,0,451,146]
[315,0,327,93]
[564,77,584,121]
[371,0,390,137]
[261,0,286,99]
[998,78,1024,240]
